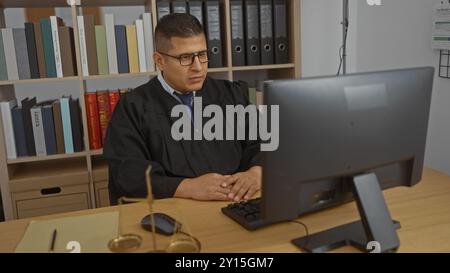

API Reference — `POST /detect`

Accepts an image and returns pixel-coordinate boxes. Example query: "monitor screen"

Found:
[261,67,434,224]
[222,67,435,253]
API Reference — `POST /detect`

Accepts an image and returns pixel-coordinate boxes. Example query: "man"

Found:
[104,13,261,204]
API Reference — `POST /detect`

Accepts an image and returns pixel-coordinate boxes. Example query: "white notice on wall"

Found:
[432,3,450,50]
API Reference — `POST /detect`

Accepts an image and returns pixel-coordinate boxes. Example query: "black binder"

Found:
[244,0,260,66]
[172,0,187,13]
[230,0,246,66]
[273,0,289,64]
[204,0,223,68]
[188,0,204,26]
[69,98,83,152]
[259,0,274,65]
[157,0,171,21]
[24,22,40,79]
[21,97,37,156]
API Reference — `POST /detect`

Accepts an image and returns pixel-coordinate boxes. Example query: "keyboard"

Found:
[221,198,270,230]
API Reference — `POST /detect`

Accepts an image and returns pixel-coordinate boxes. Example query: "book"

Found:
[11,106,29,157]
[0,30,8,80]
[52,100,65,154]
[0,100,17,159]
[58,26,77,77]
[13,28,31,80]
[84,14,98,76]
[22,97,37,156]
[248,87,257,105]
[108,89,120,114]
[69,98,83,152]
[125,25,139,73]
[50,16,64,78]
[33,22,47,78]
[60,96,74,154]
[135,19,147,73]
[96,90,111,145]
[77,15,89,76]
[85,92,102,150]
[30,104,47,156]
[95,25,109,75]
[40,18,57,78]
[41,104,57,155]
[24,22,40,79]
[105,14,118,74]
[142,13,155,72]
[115,25,129,74]
[2,28,19,80]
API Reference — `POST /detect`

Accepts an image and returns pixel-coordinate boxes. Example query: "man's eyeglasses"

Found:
[158,50,209,66]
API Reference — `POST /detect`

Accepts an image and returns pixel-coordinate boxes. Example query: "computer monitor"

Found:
[260,67,434,252]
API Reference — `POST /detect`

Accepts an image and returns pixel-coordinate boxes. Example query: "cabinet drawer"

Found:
[16,193,89,219]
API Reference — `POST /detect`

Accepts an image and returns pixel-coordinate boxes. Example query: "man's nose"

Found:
[190,55,202,71]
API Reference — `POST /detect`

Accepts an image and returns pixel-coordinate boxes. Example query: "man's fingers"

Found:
[234,182,251,202]
[221,175,238,188]
[244,184,258,200]
[214,192,229,201]
[215,185,232,195]
[229,179,244,200]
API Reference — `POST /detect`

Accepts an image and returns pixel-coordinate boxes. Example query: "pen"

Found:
[49,229,57,253]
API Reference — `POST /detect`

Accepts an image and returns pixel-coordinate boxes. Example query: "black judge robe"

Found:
[103,76,262,204]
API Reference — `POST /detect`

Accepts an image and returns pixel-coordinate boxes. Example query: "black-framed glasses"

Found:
[158,50,209,66]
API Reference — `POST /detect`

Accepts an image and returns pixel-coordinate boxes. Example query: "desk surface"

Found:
[1,168,450,253]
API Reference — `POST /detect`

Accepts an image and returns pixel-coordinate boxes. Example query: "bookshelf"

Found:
[0,0,301,221]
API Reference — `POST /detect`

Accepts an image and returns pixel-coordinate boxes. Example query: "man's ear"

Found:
[154,52,164,71]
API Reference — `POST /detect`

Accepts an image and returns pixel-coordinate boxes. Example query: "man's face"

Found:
[155,34,208,92]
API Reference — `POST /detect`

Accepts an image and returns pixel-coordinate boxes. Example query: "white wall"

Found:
[301,0,450,175]
[300,0,343,77]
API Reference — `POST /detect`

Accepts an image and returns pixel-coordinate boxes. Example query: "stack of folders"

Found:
[0,96,84,159]
[156,0,224,68]
[156,0,289,67]
[230,0,289,66]
[0,16,77,81]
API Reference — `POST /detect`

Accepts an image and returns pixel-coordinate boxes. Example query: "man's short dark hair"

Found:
[155,13,205,52]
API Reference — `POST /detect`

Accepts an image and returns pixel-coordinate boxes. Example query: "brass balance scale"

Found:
[108,165,201,253]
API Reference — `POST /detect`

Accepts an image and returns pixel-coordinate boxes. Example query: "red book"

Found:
[85,92,102,150]
[108,89,120,114]
[96,90,111,145]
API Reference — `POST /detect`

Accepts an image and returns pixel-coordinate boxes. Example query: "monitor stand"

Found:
[291,173,401,253]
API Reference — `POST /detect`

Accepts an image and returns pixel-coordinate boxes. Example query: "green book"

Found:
[95,25,109,75]
[40,18,56,78]
[248,87,257,105]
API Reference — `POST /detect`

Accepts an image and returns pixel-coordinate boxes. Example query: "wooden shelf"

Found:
[0,0,148,8]
[75,0,149,7]
[7,151,87,164]
[232,63,296,72]
[208,67,230,73]
[83,72,157,81]
[0,0,69,8]
[9,157,87,183]
[82,68,230,80]
[0,76,79,86]
[89,149,103,156]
